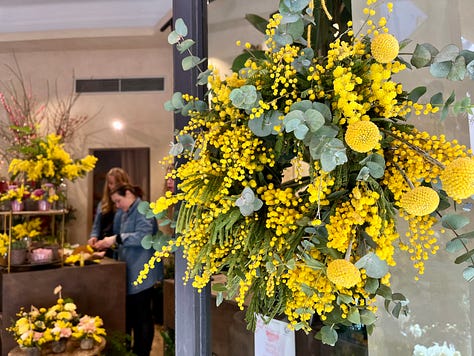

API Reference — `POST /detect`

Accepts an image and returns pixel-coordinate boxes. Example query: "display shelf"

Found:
[0,209,67,273]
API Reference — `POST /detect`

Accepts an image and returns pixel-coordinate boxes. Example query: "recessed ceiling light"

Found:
[112,120,124,130]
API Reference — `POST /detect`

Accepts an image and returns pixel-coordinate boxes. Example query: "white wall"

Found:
[0,45,174,243]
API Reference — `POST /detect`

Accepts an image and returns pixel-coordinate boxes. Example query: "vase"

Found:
[21,346,41,356]
[10,248,27,265]
[38,200,51,211]
[11,200,24,212]
[80,337,95,350]
[51,339,67,353]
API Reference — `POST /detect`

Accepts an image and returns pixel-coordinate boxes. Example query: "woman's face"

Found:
[111,190,135,212]
[107,175,117,191]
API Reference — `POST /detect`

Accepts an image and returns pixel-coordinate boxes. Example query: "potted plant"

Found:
[0,184,30,211]
[72,315,106,350]
[30,183,59,211]
[7,305,48,355]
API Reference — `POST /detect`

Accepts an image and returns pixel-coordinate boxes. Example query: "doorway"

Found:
[89,147,150,229]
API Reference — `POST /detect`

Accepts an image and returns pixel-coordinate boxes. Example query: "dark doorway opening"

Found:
[89,147,150,230]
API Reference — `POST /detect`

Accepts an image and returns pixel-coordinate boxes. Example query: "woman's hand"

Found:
[94,235,116,250]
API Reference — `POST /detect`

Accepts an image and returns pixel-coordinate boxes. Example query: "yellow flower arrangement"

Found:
[71,315,106,343]
[137,0,474,346]
[8,133,97,186]
[7,306,49,348]
[8,286,106,349]
[0,184,30,203]
[30,183,59,203]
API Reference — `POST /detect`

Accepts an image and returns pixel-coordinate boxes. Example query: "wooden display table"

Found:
[0,259,126,356]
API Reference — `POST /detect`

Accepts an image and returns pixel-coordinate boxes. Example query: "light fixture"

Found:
[112,120,124,131]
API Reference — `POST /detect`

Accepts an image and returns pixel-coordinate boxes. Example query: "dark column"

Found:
[172,1,211,355]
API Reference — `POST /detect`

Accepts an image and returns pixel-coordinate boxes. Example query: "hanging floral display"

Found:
[138,0,473,345]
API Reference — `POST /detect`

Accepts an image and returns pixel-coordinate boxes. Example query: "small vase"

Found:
[38,200,51,211]
[51,339,67,353]
[10,248,27,265]
[11,200,24,212]
[21,346,41,356]
[80,337,95,350]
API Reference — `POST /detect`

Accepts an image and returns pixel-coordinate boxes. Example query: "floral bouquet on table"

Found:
[72,315,106,346]
[137,0,474,346]
[7,306,49,349]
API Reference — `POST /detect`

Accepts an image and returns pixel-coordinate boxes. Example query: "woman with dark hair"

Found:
[88,167,131,253]
[94,183,161,356]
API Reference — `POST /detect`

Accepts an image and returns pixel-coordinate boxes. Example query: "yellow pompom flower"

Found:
[440,157,474,200]
[326,259,361,288]
[344,120,381,153]
[371,33,399,63]
[400,186,440,216]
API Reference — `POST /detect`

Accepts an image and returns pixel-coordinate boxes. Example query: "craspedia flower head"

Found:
[326,259,361,288]
[344,120,381,153]
[371,33,399,63]
[440,157,474,200]
[400,186,440,216]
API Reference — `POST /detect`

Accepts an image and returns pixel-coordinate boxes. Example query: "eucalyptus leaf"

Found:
[291,100,312,112]
[447,55,466,81]
[167,31,180,45]
[174,18,188,37]
[359,310,377,325]
[434,44,460,63]
[286,18,305,40]
[454,249,474,264]
[357,166,370,181]
[462,266,474,282]
[446,238,468,253]
[273,33,293,46]
[407,86,427,102]
[249,110,282,137]
[230,85,258,109]
[347,308,361,324]
[430,61,452,78]
[355,252,389,278]
[411,44,432,68]
[319,326,338,346]
[197,69,212,85]
[441,213,470,230]
[182,56,205,71]
[364,278,379,294]
[366,161,385,179]
[245,13,269,34]
[176,39,195,53]
[283,0,310,13]
[467,60,474,80]
[305,109,325,132]
[171,92,184,109]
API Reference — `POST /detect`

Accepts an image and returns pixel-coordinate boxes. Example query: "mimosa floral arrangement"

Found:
[137,0,474,345]
[8,133,97,186]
